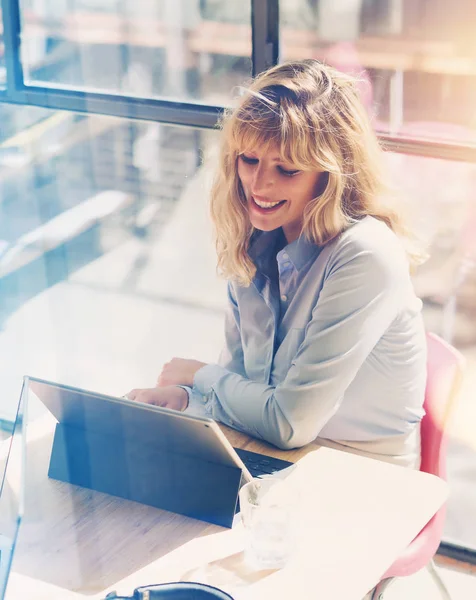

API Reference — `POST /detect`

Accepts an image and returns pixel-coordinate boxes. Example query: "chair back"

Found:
[420,332,465,480]
[380,332,465,580]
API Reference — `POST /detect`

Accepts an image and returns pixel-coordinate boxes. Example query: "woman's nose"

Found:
[251,165,274,196]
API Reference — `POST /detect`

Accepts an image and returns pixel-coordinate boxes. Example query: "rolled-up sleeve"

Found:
[185,282,248,429]
[193,244,407,449]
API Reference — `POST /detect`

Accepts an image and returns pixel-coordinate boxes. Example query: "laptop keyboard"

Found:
[234,447,293,478]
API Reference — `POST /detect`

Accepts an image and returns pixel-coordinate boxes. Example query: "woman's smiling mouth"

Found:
[251,196,288,212]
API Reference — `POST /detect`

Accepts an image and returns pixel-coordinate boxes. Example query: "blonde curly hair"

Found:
[210,59,424,286]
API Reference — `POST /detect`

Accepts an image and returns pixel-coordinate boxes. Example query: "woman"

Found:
[127,60,427,468]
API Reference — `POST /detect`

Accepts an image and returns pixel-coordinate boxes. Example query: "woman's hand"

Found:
[157,358,207,387]
[125,385,189,412]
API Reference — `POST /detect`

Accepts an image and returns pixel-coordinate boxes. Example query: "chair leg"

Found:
[427,559,452,600]
[370,578,395,599]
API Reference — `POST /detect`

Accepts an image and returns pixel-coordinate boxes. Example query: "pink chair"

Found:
[371,332,466,599]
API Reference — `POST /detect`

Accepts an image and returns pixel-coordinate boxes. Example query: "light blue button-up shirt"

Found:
[186,216,426,452]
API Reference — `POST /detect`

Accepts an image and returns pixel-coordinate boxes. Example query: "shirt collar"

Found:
[278,234,321,271]
[248,229,320,274]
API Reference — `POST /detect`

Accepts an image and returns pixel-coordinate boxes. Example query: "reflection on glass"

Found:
[280,0,476,144]
[0,106,225,429]
[386,151,476,550]
[18,0,251,104]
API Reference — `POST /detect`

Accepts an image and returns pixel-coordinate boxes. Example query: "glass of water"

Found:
[239,477,295,570]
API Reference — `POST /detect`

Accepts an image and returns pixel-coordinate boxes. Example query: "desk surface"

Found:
[1,396,447,600]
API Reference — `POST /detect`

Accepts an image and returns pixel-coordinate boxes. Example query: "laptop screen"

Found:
[0,378,27,600]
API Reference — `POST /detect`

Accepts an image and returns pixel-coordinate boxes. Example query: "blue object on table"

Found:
[104,581,234,599]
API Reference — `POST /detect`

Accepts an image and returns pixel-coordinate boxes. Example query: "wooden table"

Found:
[1,397,447,600]
[0,399,314,597]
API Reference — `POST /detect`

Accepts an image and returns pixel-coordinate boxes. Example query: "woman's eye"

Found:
[277,166,300,177]
[239,154,258,165]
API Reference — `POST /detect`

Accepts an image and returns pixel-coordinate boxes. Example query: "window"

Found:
[19,0,252,104]
[280,0,476,145]
[0,108,225,422]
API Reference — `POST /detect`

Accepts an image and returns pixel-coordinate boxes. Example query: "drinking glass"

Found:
[239,477,295,570]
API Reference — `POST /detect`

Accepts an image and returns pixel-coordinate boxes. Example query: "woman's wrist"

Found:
[158,358,208,388]
[175,385,190,411]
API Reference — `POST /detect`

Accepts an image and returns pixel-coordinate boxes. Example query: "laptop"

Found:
[0,379,27,600]
[28,377,293,528]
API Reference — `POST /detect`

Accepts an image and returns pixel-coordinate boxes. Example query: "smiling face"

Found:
[237,144,325,243]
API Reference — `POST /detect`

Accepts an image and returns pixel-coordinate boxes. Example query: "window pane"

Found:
[281,0,476,144]
[386,150,476,550]
[19,1,251,104]
[0,105,225,425]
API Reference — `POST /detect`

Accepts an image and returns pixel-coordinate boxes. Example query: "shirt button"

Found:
[281,294,287,302]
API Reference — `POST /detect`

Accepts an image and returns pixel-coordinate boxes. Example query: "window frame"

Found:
[0,0,281,129]
[2,0,475,161]
[1,0,476,562]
